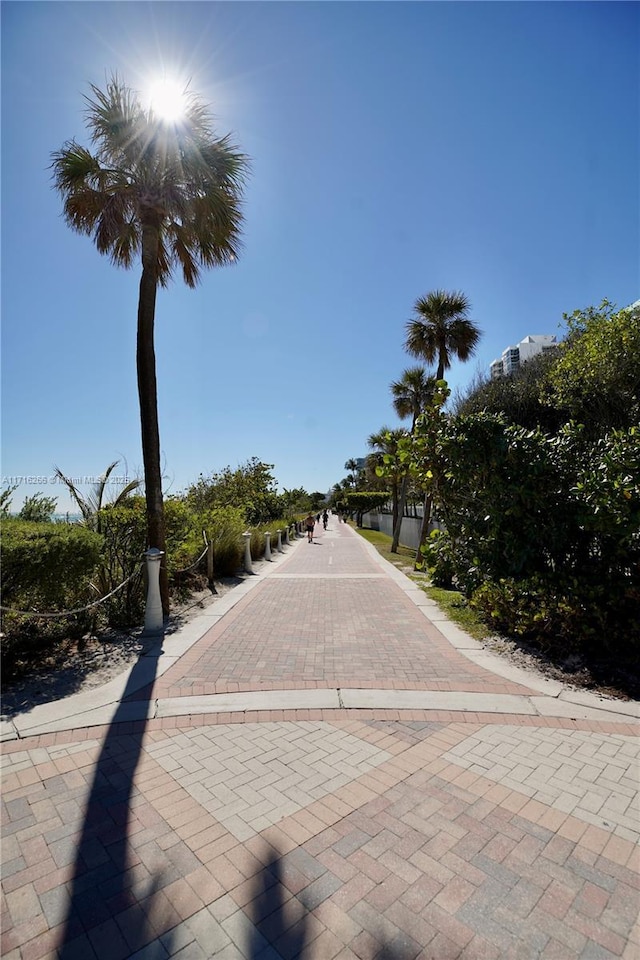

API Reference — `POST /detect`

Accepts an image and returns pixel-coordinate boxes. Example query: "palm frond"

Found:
[111,220,141,269]
[92,461,120,511]
[170,225,199,287]
[51,143,101,190]
[405,289,481,377]
[112,478,142,504]
[391,366,437,421]
[405,320,438,364]
[95,192,134,254]
[53,467,92,522]
[53,74,251,286]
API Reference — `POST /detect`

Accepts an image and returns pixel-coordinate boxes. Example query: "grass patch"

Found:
[355,525,492,642]
[354,527,417,572]
[422,586,489,641]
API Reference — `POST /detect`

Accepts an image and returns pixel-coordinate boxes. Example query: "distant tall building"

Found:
[490,334,557,379]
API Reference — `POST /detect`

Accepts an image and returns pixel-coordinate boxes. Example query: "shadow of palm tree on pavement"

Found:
[244,849,409,960]
[57,637,175,959]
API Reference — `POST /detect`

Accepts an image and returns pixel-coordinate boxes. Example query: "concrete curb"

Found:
[2,526,638,741]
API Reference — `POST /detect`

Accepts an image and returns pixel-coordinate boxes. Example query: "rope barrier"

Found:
[0,564,143,619]
[1,525,297,620]
[174,530,209,574]
[2,533,213,619]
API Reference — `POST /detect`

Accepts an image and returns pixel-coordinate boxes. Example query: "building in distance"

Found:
[490,334,558,379]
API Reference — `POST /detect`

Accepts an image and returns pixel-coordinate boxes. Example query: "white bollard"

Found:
[264,531,272,561]
[143,547,165,635]
[243,531,253,574]
[276,529,284,553]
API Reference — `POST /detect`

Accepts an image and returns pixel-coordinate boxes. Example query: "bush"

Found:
[18,493,58,523]
[543,300,640,434]
[454,350,563,433]
[96,498,247,620]
[470,574,640,663]
[1,517,102,608]
[420,529,456,588]
[202,506,245,577]
[1,517,103,673]
[434,416,640,660]
[96,499,147,626]
[185,458,286,526]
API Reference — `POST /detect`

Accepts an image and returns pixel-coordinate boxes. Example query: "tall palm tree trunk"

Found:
[391,473,410,553]
[392,412,418,553]
[413,359,444,567]
[137,222,170,615]
[415,492,433,569]
[391,479,399,534]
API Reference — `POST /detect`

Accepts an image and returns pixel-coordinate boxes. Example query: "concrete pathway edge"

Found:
[2,526,638,743]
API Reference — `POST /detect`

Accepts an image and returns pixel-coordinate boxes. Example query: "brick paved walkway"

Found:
[1,519,638,959]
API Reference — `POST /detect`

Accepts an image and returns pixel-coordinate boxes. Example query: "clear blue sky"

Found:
[2,1,638,513]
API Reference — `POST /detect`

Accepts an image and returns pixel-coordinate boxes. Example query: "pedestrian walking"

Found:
[305,512,315,542]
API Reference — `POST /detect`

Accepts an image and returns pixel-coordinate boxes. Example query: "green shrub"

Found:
[17,492,58,523]
[1,517,102,608]
[543,300,640,434]
[1,517,103,673]
[470,574,640,663]
[164,498,203,575]
[250,527,267,560]
[202,506,245,576]
[248,518,296,561]
[420,529,456,588]
[97,499,147,626]
[185,458,285,526]
[433,416,640,660]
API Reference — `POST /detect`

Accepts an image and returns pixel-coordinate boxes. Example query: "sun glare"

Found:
[145,77,188,124]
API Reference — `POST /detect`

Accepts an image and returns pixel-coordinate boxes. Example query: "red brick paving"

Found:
[1,521,638,959]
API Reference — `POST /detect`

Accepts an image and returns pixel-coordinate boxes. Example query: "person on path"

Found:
[305,513,315,542]
[322,509,329,530]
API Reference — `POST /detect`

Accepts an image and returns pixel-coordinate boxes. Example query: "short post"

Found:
[283,526,290,545]
[143,547,164,635]
[264,531,272,561]
[242,531,253,574]
[276,529,284,553]
[207,540,214,584]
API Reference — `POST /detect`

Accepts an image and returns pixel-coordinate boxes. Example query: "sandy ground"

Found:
[0,570,251,717]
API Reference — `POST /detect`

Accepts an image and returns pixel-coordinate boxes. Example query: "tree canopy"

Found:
[405,290,481,380]
[542,300,640,433]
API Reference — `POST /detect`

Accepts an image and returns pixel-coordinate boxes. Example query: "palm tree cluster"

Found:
[344,289,482,557]
[52,76,250,612]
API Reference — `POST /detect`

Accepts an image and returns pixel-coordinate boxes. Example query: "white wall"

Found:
[360,511,439,551]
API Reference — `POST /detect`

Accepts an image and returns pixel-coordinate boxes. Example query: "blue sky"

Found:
[2,1,638,513]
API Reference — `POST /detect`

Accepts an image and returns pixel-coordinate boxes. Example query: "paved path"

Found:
[1,520,638,959]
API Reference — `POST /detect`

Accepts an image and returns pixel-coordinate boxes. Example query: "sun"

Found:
[144,76,188,124]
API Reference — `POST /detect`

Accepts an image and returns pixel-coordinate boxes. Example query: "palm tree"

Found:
[404,290,481,562]
[367,427,405,534]
[52,77,249,613]
[389,367,437,552]
[343,458,360,489]
[405,290,481,380]
[53,460,141,533]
